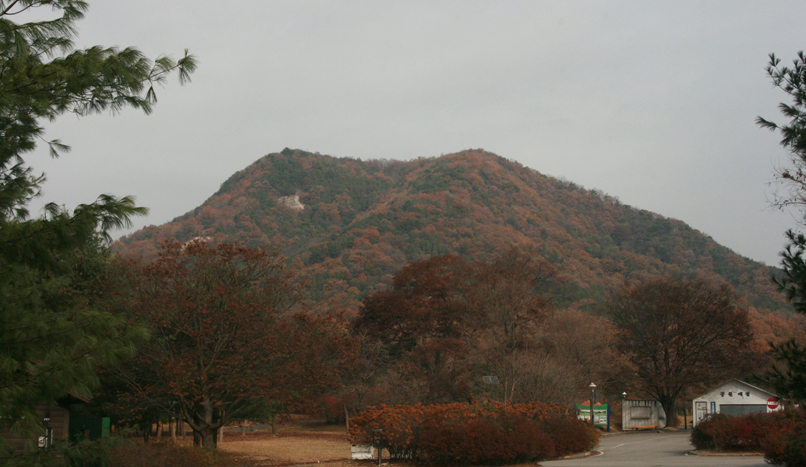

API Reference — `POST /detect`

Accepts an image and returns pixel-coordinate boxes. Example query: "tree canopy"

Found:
[108,240,346,449]
[353,249,568,406]
[604,277,751,425]
[0,0,195,459]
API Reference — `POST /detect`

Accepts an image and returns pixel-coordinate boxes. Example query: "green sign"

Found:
[576,404,608,427]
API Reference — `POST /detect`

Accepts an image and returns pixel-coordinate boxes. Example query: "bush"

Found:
[349,401,597,465]
[691,411,793,453]
[759,410,806,467]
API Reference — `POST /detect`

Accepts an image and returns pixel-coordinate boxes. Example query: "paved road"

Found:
[541,431,769,467]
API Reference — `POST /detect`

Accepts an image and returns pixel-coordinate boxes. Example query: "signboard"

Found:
[767,398,779,411]
[576,403,608,427]
[351,445,374,460]
[695,401,707,424]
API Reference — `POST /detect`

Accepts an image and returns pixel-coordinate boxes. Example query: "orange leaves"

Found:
[349,401,596,464]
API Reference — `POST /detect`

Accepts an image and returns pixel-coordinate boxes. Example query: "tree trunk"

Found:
[218,425,224,444]
[657,395,678,428]
[199,428,217,449]
[201,396,218,449]
[343,401,350,433]
[170,418,177,444]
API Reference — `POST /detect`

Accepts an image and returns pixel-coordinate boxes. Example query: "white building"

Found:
[691,379,782,427]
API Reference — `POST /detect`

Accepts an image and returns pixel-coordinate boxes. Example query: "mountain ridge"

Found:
[114,148,788,316]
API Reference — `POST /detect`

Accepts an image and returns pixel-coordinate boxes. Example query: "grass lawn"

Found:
[217,418,361,466]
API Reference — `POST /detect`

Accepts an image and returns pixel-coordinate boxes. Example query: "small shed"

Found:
[622,400,666,430]
[0,393,90,454]
[692,379,781,427]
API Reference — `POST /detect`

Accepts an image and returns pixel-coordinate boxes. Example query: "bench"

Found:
[631,424,658,431]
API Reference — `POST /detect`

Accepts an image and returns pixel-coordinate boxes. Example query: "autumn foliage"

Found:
[690,409,806,465]
[691,410,806,466]
[349,402,597,464]
[106,240,349,448]
[351,250,567,406]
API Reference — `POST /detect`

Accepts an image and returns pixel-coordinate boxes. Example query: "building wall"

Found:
[0,403,70,455]
[692,380,780,427]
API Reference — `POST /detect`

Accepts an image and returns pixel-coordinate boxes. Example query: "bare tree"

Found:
[468,248,559,403]
[536,309,627,400]
[509,352,581,405]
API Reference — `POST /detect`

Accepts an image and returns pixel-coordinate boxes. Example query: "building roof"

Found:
[692,379,778,400]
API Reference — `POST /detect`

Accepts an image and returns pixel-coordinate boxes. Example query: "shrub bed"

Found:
[349,401,597,465]
[758,411,806,467]
[690,409,806,466]
[691,412,792,452]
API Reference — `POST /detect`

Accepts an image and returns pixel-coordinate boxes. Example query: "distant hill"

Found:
[115,148,789,317]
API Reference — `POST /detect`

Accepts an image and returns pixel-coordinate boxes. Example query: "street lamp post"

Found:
[622,392,627,431]
[589,382,596,428]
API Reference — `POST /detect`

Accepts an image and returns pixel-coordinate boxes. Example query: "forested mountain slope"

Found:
[115,148,788,317]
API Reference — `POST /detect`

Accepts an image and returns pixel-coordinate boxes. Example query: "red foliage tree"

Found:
[354,255,475,404]
[108,240,344,448]
[353,249,563,405]
[355,255,473,358]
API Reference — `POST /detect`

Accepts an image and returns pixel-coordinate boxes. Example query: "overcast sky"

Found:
[26,1,806,266]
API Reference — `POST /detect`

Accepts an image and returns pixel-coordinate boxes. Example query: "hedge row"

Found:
[691,410,806,466]
[349,401,598,465]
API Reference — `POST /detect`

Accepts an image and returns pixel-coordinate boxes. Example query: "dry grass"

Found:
[217,420,364,466]
[220,432,350,465]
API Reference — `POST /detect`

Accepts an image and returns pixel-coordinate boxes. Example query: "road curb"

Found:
[541,449,603,463]
[688,450,763,457]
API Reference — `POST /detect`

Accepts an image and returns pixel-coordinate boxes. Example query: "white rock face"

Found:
[278,194,305,210]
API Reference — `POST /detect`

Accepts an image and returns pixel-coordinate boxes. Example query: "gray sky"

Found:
[27,1,806,266]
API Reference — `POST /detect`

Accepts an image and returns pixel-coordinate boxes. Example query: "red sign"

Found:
[767,398,779,410]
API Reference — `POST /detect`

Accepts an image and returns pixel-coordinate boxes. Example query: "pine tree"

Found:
[0,0,195,458]
[754,52,806,402]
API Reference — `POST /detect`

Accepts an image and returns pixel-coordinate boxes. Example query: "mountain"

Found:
[114,148,789,317]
